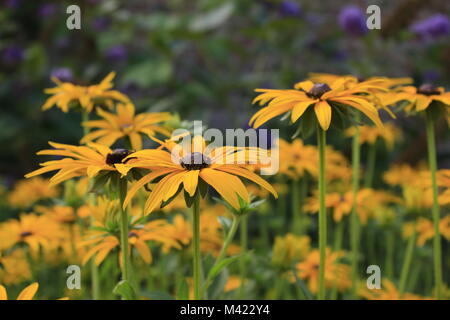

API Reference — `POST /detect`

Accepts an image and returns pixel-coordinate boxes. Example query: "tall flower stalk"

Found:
[192,193,202,300]
[317,127,327,300]
[350,121,361,298]
[425,110,443,299]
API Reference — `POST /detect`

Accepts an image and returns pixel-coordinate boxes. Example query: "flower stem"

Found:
[385,228,395,279]
[331,218,344,300]
[203,215,241,296]
[350,124,361,298]
[363,142,377,188]
[317,128,327,300]
[425,111,443,299]
[399,229,417,296]
[238,215,248,299]
[192,193,202,300]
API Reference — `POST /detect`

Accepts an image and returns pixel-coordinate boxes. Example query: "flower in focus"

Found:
[337,5,368,37]
[7,177,59,208]
[295,248,351,293]
[250,78,383,131]
[25,142,133,185]
[410,14,450,40]
[121,135,277,214]
[41,72,129,113]
[81,103,172,150]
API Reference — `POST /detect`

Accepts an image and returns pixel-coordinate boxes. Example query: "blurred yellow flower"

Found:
[359,279,431,300]
[42,72,129,113]
[7,177,59,208]
[295,248,350,294]
[81,103,172,150]
[0,249,32,285]
[345,123,402,150]
[403,216,450,247]
[272,233,310,269]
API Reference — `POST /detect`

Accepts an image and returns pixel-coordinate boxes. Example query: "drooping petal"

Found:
[314,100,332,131]
[183,170,200,197]
[17,283,39,300]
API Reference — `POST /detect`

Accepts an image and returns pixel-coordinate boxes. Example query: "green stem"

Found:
[425,111,443,299]
[350,124,361,298]
[331,218,344,300]
[291,179,300,233]
[203,215,241,296]
[317,128,327,300]
[399,229,417,296]
[192,193,202,300]
[385,228,395,279]
[363,142,377,189]
[238,215,248,299]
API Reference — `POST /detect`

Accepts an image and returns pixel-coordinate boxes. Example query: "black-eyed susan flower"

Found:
[250,78,384,131]
[383,84,450,113]
[25,142,135,186]
[0,214,62,254]
[295,248,351,294]
[271,233,310,269]
[345,123,401,150]
[121,135,278,214]
[81,103,172,150]
[403,216,450,247]
[0,249,32,285]
[0,282,68,300]
[42,72,129,113]
[7,177,59,208]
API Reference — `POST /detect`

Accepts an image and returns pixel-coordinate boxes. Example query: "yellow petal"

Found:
[314,101,332,131]
[183,170,199,197]
[0,285,7,300]
[17,282,39,300]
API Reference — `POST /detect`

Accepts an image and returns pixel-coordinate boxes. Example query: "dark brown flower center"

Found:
[20,231,32,238]
[307,83,332,99]
[417,83,440,96]
[128,231,138,238]
[106,149,132,165]
[180,152,211,170]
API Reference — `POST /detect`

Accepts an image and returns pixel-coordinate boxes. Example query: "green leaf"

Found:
[207,255,241,283]
[122,60,172,87]
[184,190,195,208]
[177,279,189,300]
[90,171,111,193]
[199,179,209,198]
[113,280,136,300]
[217,216,232,233]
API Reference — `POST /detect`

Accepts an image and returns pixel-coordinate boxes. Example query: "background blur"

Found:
[0,0,449,182]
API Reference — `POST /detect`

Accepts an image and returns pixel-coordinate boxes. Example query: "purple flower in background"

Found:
[279,1,301,17]
[51,67,73,82]
[2,45,24,64]
[92,17,111,32]
[38,3,57,17]
[105,45,128,62]
[410,14,450,40]
[338,5,368,37]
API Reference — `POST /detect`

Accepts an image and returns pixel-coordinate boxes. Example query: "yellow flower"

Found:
[345,122,402,150]
[25,142,133,185]
[0,249,31,285]
[383,84,450,113]
[42,72,129,113]
[0,282,68,300]
[359,279,431,300]
[250,78,384,130]
[80,219,179,266]
[0,213,63,254]
[224,276,243,293]
[272,234,310,269]
[121,135,277,214]
[277,139,318,179]
[403,216,450,247]
[7,177,59,208]
[35,205,77,224]
[295,248,350,294]
[0,282,39,300]
[81,103,172,150]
